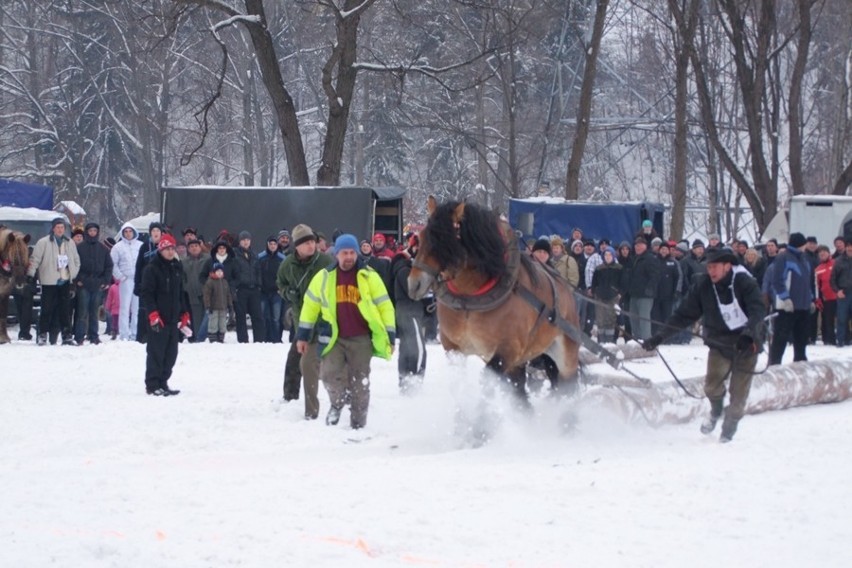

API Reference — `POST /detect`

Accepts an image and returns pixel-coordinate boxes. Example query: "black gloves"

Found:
[735,333,755,354]
[642,334,664,351]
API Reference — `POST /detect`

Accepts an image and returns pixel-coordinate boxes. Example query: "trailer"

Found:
[0,178,54,210]
[160,186,406,245]
[788,195,852,245]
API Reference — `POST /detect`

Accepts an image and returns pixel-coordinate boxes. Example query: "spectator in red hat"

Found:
[372,232,395,260]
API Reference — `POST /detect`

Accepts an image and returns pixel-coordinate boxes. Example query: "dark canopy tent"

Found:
[161,186,405,245]
[508,199,666,244]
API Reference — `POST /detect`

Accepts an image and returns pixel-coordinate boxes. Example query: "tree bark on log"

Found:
[578,358,852,426]
[578,342,654,365]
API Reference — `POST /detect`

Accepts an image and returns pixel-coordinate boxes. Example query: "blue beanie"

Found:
[642,219,653,228]
[335,233,358,252]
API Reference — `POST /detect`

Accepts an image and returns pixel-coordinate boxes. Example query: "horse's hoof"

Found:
[0,335,10,345]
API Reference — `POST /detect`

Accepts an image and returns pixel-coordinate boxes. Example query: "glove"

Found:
[148,310,164,332]
[642,334,664,351]
[778,298,794,313]
[735,333,756,354]
[26,275,36,286]
[178,312,191,329]
[814,298,823,311]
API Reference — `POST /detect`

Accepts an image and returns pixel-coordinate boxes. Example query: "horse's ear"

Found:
[427,195,437,216]
[5,231,14,244]
[23,234,31,244]
[452,202,466,225]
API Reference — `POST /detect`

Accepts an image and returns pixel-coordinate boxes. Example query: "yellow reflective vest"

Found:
[297,262,395,359]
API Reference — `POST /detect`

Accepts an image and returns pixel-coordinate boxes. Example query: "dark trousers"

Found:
[820,299,837,346]
[74,287,103,342]
[12,284,34,336]
[652,298,676,336]
[39,284,72,338]
[283,337,302,399]
[397,310,427,379]
[235,287,265,343]
[260,292,282,343]
[145,323,179,392]
[837,296,852,345]
[136,299,149,344]
[769,309,810,365]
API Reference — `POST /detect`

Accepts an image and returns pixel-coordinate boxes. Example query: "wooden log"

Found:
[578,342,655,366]
[578,358,852,426]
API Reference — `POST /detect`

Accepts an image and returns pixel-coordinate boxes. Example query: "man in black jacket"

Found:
[643,248,766,443]
[627,237,660,340]
[232,230,265,343]
[133,222,163,344]
[140,234,190,396]
[73,222,113,345]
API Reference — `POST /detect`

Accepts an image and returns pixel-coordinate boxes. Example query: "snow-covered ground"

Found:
[3,334,851,567]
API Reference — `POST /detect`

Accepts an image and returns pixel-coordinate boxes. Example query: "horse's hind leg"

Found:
[0,295,10,344]
[485,356,531,410]
[544,336,580,397]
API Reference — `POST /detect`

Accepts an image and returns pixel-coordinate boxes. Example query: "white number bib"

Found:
[57,254,69,270]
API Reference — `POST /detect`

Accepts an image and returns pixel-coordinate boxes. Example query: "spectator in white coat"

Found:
[110,222,142,340]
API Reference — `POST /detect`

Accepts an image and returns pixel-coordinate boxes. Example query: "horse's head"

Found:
[408,195,507,300]
[0,228,31,290]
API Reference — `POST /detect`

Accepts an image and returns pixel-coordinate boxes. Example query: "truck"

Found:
[508,197,666,244]
[788,195,852,245]
[160,186,406,245]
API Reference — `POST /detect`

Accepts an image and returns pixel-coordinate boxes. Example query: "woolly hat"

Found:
[267,235,278,243]
[634,235,647,245]
[84,222,99,232]
[335,233,358,252]
[651,237,663,246]
[158,233,177,251]
[706,247,738,265]
[602,246,617,261]
[212,262,224,272]
[806,236,818,244]
[360,239,372,249]
[658,240,670,250]
[277,229,290,239]
[708,233,721,241]
[372,232,386,243]
[290,224,316,248]
[238,230,251,241]
[149,221,163,233]
[182,226,197,236]
[531,238,551,255]
[789,232,807,249]
[619,240,631,250]
[642,219,653,228]
[51,217,65,228]
[691,239,705,249]
[571,239,584,250]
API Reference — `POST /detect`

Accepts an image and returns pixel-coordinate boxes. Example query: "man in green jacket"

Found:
[276,224,333,419]
[296,233,395,429]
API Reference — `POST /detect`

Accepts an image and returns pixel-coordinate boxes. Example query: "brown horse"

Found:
[0,226,31,344]
[408,197,580,402]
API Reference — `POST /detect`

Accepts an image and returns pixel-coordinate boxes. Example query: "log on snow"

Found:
[578,342,653,366]
[578,357,852,427]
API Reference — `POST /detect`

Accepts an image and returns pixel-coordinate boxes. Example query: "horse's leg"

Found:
[0,294,10,344]
[544,335,580,397]
[485,355,531,410]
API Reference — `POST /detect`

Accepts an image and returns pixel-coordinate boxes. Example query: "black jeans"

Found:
[235,287,265,343]
[769,309,809,365]
[145,323,180,392]
[39,284,72,338]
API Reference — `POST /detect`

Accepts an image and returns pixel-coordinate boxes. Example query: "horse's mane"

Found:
[425,201,507,280]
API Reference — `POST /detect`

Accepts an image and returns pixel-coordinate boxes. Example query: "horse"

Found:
[407,196,581,403]
[0,226,31,344]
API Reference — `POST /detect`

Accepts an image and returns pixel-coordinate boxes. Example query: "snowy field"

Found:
[3,333,851,567]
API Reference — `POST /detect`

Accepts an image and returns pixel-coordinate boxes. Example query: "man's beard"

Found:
[340,258,356,271]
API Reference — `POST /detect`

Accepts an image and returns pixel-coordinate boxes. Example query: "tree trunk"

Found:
[833,159,852,195]
[564,0,609,200]
[243,0,309,185]
[579,358,852,426]
[788,1,814,196]
[317,0,373,186]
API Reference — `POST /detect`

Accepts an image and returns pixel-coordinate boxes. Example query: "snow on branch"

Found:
[212,14,262,33]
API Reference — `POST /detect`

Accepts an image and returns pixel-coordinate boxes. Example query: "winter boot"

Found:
[209,335,218,343]
[218,332,225,343]
[326,406,342,426]
[719,416,738,443]
[37,333,47,346]
[700,399,725,435]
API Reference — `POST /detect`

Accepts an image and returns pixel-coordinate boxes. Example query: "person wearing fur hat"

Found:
[203,262,233,343]
[296,233,395,429]
[27,218,81,346]
[768,232,814,365]
[276,224,334,417]
[643,247,765,442]
[140,233,190,395]
[133,222,164,344]
[550,236,580,287]
[72,222,113,345]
